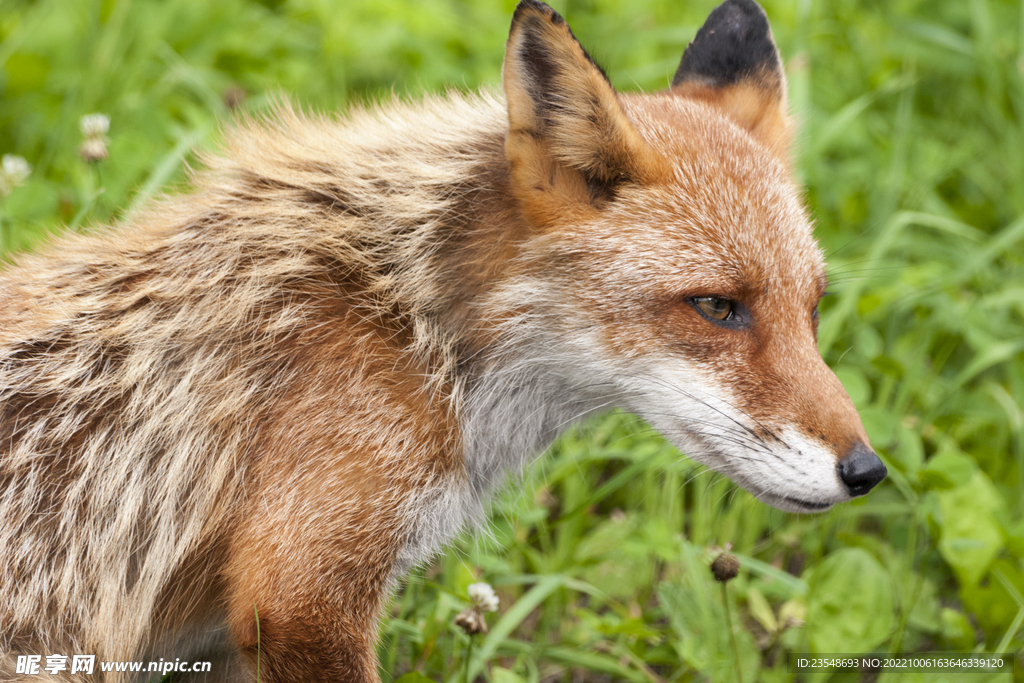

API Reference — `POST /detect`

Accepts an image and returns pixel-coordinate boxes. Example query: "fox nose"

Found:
[837,443,887,497]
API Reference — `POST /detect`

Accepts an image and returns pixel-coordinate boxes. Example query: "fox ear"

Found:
[503,0,663,221]
[671,0,791,157]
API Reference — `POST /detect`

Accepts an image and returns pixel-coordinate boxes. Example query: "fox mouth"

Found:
[781,496,834,512]
[681,445,844,513]
[742,483,839,513]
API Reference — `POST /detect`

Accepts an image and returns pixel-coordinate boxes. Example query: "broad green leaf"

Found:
[959,560,1024,639]
[937,472,1004,586]
[940,607,976,651]
[919,448,975,490]
[859,405,900,446]
[490,667,526,683]
[1005,519,1024,558]
[806,548,895,653]
[905,577,942,635]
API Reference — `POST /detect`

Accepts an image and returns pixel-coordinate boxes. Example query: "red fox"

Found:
[0,0,886,681]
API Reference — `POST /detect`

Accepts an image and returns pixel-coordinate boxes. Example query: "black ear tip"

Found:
[509,0,608,87]
[514,0,551,11]
[512,0,561,24]
[672,0,781,89]
[714,0,771,35]
[703,0,771,30]
[719,0,770,19]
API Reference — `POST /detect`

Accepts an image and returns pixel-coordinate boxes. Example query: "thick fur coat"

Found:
[0,1,884,681]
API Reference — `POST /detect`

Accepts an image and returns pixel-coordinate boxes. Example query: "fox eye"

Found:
[693,296,735,321]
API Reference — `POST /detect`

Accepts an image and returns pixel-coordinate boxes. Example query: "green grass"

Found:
[2,0,1023,681]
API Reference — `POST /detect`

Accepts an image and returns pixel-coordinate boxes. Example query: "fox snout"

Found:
[838,442,887,497]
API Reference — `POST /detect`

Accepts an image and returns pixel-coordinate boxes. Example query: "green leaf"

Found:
[580,556,654,601]
[490,667,526,683]
[576,514,654,599]
[893,426,924,474]
[4,52,50,92]
[1005,518,1024,558]
[806,548,895,653]
[871,354,905,379]
[452,563,479,602]
[959,561,1024,640]
[905,577,942,635]
[394,673,437,683]
[859,405,900,446]
[733,552,808,598]
[541,647,648,683]
[659,578,761,683]
[834,365,871,406]
[919,448,975,490]
[940,607,976,650]
[937,472,1004,586]
[952,340,1024,389]
[746,586,778,633]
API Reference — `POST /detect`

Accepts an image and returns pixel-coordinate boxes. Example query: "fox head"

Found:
[494,0,886,512]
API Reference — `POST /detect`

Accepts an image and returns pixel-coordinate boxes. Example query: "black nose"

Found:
[837,443,887,497]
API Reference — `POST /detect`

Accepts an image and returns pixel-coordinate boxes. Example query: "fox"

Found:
[0,0,887,681]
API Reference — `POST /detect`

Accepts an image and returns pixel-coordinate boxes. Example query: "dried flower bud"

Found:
[454,608,488,635]
[467,582,499,613]
[79,113,110,138]
[79,138,108,163]
[711,552,740,583]
[0,154,31,197]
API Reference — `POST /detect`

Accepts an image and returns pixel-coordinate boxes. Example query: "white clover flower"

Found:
[80,137,108,163]
[79,113,110,138]
[455,582,499,636]
[2,154,30,180]
[0,154,31,197]
[79,114,110,163]
[467,582,499,613]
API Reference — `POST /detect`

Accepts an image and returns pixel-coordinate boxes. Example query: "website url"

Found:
[15,655,211,676]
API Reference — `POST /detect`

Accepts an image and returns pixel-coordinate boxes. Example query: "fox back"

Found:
[0,1,885,681]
